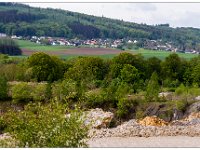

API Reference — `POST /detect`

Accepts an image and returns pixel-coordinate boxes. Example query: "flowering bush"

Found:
[2,100,88,147]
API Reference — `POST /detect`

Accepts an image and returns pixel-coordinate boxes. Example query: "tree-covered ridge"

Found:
[1,2,200,50]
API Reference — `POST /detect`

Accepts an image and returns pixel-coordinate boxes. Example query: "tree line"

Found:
[0,38,21,55]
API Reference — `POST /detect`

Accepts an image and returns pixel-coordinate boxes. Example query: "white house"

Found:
[11,35,17,39]
[0,33,7,37]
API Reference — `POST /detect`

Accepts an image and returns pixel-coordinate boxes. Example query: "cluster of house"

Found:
[144,39,199,54]
[10,35,127,48]
[1,33,199,54]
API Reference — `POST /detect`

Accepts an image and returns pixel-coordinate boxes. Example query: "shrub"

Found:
[85,92,105,108]
[135,110,145,119]
[65,57,107,82]
[2,100,88,147]
[0,116,7,133]
[176,100,188,112]
[27,52,64,82]
[11,82,33,103]
[145,72,160,102]
[52,79,77,101]
[120,64,139,84]
[0,63,28,82]
[117,97,134,118]
[0,76,8,100]
[31,83,48,102]
[175,83,187,96]
[188,87,200,96]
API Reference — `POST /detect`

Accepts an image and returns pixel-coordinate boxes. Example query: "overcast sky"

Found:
[25,3,200,28]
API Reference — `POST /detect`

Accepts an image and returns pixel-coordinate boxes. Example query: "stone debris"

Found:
[0,133,12,140]
[195,96,200,101]
[138,116,168,127]
[89,113,200,139]
[84,108,114,129]
[158,92,172,98]
[185,112,200,121]
[185,101,200,115]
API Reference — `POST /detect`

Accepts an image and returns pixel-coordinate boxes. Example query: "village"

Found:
[0,32,199,54]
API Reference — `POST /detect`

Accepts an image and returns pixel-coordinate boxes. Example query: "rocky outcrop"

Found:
[84,108,114,129]
[185,101,200,115]
[158,92,173,100]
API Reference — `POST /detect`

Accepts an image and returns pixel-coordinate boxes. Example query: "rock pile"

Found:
[185,112,200,121]
[138,116,168,127]
[84,108,114,129]
[89,114,200,139]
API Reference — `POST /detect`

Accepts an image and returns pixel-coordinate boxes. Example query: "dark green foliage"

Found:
[0,38,21,55]
[176,100,188,112]
[0,76,8,100]
[113,52,136,65]
[161,53,182,81]
[117,97,137,118]
[146,72,160,102]
[191,63,200,86]
[27,52,64,82]
[120,64,139,84]
[65,57,107,83]
[146,57,161,78]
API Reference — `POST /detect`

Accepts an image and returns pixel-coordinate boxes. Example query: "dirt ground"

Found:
[87,136,200,147]
[21,47,123,56]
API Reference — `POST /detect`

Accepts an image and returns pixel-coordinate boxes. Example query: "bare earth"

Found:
[22,48,123,56]
[88,136,200,147]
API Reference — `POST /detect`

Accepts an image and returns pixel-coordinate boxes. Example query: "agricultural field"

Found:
[15,40,199,60]
[131,49,198,60]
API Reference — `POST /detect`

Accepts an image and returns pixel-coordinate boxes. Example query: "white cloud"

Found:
[25,3,200,28]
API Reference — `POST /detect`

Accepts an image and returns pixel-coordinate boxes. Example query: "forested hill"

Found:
[1,2,200,50]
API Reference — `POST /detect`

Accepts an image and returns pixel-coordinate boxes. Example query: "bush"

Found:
[135,110,145,119]
[65,57,107,82]
[2,100,88,147]
[31,83,48,102]
[85,92,105,108]
[145,72,160,102]
[27,52,64,82]
[175,83,187,96]
[117,97,135,118]
[52,79,77,101]
[188,87,200,96]
[11,82,33,103]
[11,82,52,103]
[0,116,7,133]
[0,76,8,100]
[176,100,188,112]
[0,64,27,81]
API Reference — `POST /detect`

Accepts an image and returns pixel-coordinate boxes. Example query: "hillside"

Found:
[1,2,200,51]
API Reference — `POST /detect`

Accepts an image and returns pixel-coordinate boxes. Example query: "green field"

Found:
[131,49,198,60]
[15,40,199,60]
[15,40,72,51]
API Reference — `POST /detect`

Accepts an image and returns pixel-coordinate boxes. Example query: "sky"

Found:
[25,3,200,28]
